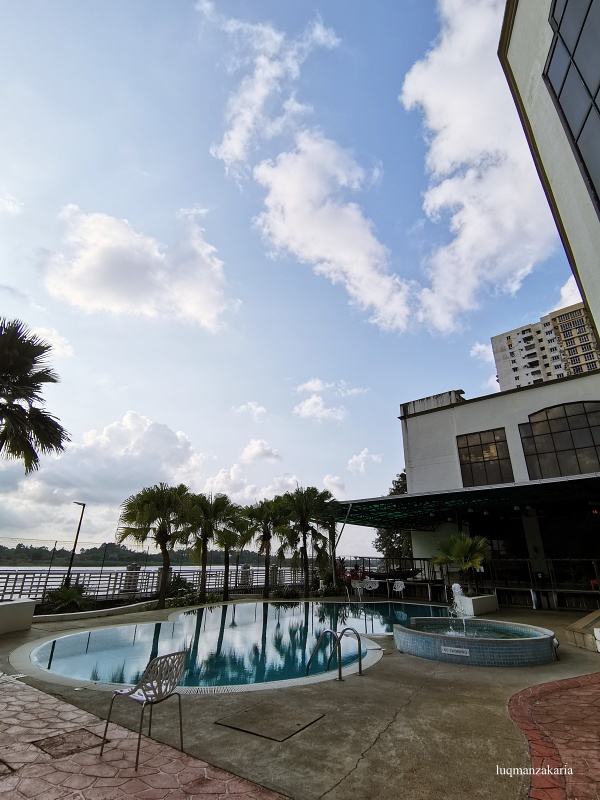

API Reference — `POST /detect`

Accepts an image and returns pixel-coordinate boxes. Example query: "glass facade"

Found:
[519,402,600,479]
[545,0,600,208]
[457,428,514,487]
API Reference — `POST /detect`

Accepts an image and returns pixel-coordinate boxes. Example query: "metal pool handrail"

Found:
[306,629,342,681]
[334,627,363,676]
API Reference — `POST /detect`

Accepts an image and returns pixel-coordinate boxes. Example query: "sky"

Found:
[0,0,580,557]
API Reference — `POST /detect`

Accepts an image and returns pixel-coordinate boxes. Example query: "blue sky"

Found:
[0,0,578,556]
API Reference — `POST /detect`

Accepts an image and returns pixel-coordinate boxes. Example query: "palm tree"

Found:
[245,497,288,599]
[213,511,253,602]
[183,493,237,603]
[0,318,70,472]
[117,483,190,609]
[431,532,489,595]
[281,487,333,598]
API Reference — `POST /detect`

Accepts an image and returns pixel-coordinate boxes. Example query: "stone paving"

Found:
[0,673,286,800]
[509,672,600,800]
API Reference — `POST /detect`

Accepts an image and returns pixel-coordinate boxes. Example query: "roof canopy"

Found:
[334,474,600,531]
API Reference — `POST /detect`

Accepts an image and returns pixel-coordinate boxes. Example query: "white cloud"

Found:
[0,411,208,543]
[401,0,558,332]
[203,4,339,173]
[44,205,237,331]
[483,373,500,393]
[203,463,253,498]
[31,327,74,358]
[469,341,494,364]
[553,275,582,310]
[295,377,368,397]
[239,438,282,464]
[232,401,267,421]
[346,448,382,474]
[295,377,333,394]
[0,193,23,215]
[293,394,347,422]
[323,474,345,498]
[255,131,413,331]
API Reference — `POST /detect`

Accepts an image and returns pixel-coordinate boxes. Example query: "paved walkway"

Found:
[0,673,286,800]
[510,672,600,800]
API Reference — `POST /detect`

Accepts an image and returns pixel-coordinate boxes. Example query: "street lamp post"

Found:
[64,502,86,588]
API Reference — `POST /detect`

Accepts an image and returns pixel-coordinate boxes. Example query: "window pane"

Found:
[557,450,580,474]
[560,64,592,137]
[458,448,470,465]
[466,432,480,447]
[482,442,498,460]
[560,0,591,51]
[471,462,487,486]
[519,423,532,437]
[547,41,568,94]
[480,429,494,444]
[460,464,473,487]
[552,0,568,27]
[572,427,594,447]
[550,417,569,432]
[485,462,502,485]
[521,436,537,456]
[592,426,600,445]
[546,405,566,419]
[584,402,600,414]
[578,105,600,199]
[469,444,484,462]
[538,452,561,478]
[531,420,551,435]
[575,0,600,95]
[553,430,574,450]
[577,447,600,472]
[493,428,507,441]
[530,411,548,422]
[566,402,586,415]
[568,413,589,429]
[496,441,510,459]
[456,435,467,448]
[499,459,515,483]
[535,433,556,453]
[525,455,543,480]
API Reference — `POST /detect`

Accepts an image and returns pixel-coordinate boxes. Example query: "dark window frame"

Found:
[457,428,514,488]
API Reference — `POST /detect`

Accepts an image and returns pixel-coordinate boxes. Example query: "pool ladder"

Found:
[306,627,363,681]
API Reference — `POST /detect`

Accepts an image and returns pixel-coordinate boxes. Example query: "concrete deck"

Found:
[1,602,599,800]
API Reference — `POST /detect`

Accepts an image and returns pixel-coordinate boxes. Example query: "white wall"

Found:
[401,371,600,493]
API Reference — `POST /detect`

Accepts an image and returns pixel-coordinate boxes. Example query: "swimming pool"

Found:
[29,601,447,691]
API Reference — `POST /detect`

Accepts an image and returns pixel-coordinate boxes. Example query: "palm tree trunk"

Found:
[263,532,271,600]
[157,544,171,609]
[301,532,309,598]
[223,546,230,602]
[199,533,208,602]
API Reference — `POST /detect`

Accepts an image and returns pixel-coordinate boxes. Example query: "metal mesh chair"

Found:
[363,578,379,595]
[392,580,405,598]
[100,650,186,769]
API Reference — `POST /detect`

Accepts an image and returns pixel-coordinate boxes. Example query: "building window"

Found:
[571,356,581,364]
[552,355,561,361]
[585,352,596,360]
[557,372,565,377]
[582,343,593,351]
[519,401,600,479]
[545,0,600,210]
[567,347,578,355]
[565,338,575,346]
[587,362,598,370]
[580,334,590,342]
[574,365,585,373]
[457,428,515,488]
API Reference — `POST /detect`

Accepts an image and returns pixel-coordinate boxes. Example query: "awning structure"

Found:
[334,474,600,531]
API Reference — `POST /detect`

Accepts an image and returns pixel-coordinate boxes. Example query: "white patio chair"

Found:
[362,578,379,596]
[100,650,186,770]
[392,580,405,599]
[350,580,363,601]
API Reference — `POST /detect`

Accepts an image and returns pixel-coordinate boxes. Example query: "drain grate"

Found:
[32,728,104,759]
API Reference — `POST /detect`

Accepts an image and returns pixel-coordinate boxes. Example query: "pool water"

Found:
[30,601,447,689]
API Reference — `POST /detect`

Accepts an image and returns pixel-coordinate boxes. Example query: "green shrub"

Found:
[269,585,301,599]
[39,583,94,614]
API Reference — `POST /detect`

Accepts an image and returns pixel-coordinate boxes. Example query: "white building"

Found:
[492,302,598,391]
